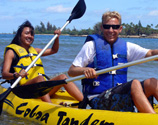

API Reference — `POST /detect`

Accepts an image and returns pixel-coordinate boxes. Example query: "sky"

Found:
[1,0,158,33]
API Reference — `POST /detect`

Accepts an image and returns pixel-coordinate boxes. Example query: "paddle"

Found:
[12,80,67,98]
[12,55,158,99]
[0,0,86,114]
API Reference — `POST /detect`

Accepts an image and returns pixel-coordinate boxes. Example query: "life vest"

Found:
[4,44,46,85]
[82,34,128,95]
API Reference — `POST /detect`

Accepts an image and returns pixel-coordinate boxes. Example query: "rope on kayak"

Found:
[59,97,89,108]
[0,76,9,85]
[0,75,16,85]
[59,102,80,107]
[0,80,9,85]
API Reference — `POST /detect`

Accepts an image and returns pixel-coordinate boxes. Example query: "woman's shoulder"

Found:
[34,48,41,54]
[4,48,15,61]
[5,48,14,55]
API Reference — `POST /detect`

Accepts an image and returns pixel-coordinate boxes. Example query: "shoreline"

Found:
[33,34,158,39]
[1,33,158,39]
[119,35,158,39]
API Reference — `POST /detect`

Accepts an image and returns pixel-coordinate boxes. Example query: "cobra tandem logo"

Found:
[16,102,49,123]
[5,100,114,125]
[57,111,114,125]
[16,103,114,125]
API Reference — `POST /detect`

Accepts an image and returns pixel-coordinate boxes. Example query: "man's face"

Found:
[101,18,122,45]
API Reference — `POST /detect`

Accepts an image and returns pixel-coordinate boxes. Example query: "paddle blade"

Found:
[0,101,3,115]
[68,0,86,22]
[12,80,67,99]
[0,87,12,114]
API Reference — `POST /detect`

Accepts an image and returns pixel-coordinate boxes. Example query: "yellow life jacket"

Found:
[4,44,46,85]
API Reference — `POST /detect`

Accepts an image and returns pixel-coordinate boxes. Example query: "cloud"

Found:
[46,5,72,13]
[10,0,40,1]
[0,15,13,20]
[148,10,158,16]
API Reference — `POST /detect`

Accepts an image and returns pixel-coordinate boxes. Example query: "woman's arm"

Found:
[35,29,61,56]
[2,49,16,80]
[2,49,28,80]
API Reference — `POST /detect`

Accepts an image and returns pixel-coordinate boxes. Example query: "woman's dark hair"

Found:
[11,20,34,45]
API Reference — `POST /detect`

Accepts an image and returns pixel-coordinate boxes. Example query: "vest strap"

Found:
[38,73,50,80]
[19,53,38,59]
[20,64,28,79]
[14,64,43,69]
[109,70,127,75]
[113,54,126,59]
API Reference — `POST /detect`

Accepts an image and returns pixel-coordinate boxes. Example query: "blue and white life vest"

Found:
[82,34,128,95]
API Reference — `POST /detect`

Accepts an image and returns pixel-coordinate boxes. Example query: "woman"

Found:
[2,20,83,103]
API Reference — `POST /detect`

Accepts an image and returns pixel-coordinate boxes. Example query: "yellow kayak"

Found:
[1,86,158,125]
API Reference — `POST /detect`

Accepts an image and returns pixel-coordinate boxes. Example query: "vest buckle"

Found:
[93,81,100,86]
[29,53,33,57]
[33,64,37,67]
[117,83,122,86]
[109,70,116,74]
[113,54,118,59]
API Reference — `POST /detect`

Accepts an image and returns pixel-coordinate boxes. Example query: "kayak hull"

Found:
[1,86,158,125]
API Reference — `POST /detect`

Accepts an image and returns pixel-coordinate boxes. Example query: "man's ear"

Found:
[119,25,123,33]
[101,24,104,32]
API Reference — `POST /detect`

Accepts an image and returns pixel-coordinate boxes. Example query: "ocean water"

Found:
[0,34,158,124]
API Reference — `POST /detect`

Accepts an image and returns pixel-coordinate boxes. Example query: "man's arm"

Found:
[145,49,158,58]
[68,65,97,79]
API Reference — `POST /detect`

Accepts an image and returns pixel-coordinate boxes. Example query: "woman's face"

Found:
[20,27,34,48]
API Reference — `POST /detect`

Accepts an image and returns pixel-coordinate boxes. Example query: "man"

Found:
[68,11,158,113]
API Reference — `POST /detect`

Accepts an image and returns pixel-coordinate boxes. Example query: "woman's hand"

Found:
[54,29,61,37]
[15,69,28,78]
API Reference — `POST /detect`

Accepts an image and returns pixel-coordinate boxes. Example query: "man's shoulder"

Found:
[84,40,94,46]
[126,42,138,48]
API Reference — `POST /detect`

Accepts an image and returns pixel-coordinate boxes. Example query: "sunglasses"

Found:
[102,24,120,29]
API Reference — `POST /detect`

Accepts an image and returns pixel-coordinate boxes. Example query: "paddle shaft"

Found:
[10,55,158,99]
[66,55,158,83]
[11,21,70,88]
[11,0,87,88]
[11,0,86,88]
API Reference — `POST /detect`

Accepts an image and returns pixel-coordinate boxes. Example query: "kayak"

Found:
[1,86,158,125]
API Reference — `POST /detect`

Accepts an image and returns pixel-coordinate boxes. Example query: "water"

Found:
[0,34,158,124]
